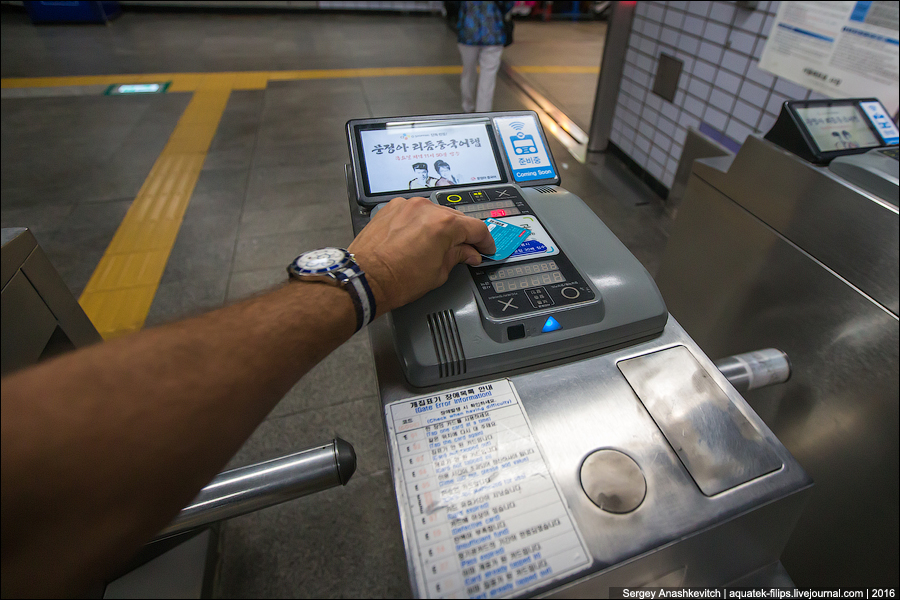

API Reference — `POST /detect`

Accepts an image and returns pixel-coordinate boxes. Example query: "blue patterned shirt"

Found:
[457,1,514,46]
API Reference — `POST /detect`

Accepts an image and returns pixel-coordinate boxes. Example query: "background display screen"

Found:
[357,120,504,195]
[489,260,565,293]
[795,105,881,152]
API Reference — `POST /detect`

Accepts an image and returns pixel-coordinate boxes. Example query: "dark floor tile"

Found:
[367,97,462,118]
[208,120,260,151]
[254,122,346,151]
[266,332,378,419]
[38,231,110,297]
[0,203,74,237]
[232,225,353,272]
[244,170,348,211]
[160,235,237,285]
[202,145,256,172]
[58,198,132,231]
[360,74,459,101]
[225,267,288,304]
[215,471,411,599]
[238,201,352,239]
[226,389,388,477]
[264,77,365,99]
[187,169,250,214]
[144,275,229,328]
[222,90,266,116]
[252,140,350,170]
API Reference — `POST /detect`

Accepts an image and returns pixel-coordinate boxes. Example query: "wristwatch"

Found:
[287,248,377,332]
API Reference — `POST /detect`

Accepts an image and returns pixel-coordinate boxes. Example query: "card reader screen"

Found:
[795,105,882,152]
[356,120,504,195]
[488,259,565,292]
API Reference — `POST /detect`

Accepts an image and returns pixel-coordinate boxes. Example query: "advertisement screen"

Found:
[795,105,882,152]
[358,120,504,195]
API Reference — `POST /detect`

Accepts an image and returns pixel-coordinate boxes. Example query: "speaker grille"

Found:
[534,186,560,194]
[426,310,466,379]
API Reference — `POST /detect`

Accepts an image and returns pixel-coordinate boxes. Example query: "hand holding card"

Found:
[482,218,532,261]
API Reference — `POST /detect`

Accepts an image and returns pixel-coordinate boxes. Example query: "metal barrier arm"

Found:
[156,437,356,540]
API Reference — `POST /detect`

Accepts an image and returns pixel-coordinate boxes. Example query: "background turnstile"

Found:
[657,135,900,586]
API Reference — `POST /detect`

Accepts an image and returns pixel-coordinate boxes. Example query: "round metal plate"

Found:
[580,449,646,514]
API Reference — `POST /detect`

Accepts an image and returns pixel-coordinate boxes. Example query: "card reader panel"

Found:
[388,185,666,387]
[437,185,597,323]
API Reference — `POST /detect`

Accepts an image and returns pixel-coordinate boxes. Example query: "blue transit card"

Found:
[482,218,532,261]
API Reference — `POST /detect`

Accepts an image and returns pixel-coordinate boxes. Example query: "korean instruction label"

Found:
[386,379,590,599]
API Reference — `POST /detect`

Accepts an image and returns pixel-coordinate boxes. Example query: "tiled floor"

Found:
[1,6,670,598]
[502,19,606,132]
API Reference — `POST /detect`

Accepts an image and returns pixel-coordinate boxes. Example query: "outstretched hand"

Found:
[348,196,495,314]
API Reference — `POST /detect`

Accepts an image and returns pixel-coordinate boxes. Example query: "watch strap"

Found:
[336,261,376,332]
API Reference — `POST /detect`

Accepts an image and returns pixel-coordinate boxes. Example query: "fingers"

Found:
[394,196,495,256]
[454,213,496,256]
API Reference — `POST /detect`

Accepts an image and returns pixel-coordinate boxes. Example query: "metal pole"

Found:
[155,438,356,540]
[715,349,792,393]
[587,1,637,153]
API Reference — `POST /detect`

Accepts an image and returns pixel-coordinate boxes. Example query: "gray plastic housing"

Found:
[390,186,668,387]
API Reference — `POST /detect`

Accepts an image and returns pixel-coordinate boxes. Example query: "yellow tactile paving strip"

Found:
[1,65,589,338]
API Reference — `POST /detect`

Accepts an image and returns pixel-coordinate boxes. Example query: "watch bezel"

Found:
[288,248,353,280]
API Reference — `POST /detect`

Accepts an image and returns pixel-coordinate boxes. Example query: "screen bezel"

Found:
[346,111,561,207]
[354,117,508,198]
[786,98,894,162]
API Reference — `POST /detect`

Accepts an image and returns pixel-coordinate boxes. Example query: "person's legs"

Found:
[475,45,504,112]
[458,43,479,113]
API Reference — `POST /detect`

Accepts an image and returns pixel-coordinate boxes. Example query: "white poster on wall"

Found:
[759,1,899,114]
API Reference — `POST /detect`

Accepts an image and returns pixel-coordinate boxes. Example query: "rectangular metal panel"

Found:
[1,271,59,376]
[618,346,782,496]
[692,136,898,315]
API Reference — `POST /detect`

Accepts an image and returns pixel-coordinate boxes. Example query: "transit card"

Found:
[482,217,531,261]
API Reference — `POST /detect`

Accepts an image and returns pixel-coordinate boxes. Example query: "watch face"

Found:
[294,248,350,274]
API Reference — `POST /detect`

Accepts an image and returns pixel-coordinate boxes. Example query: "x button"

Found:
[498,297,518,312]
[494,189,513,199]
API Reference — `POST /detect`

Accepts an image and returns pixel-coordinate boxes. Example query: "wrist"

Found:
[349,251,393,317]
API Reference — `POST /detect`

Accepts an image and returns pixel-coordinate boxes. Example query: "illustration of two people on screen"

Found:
[408,160,459,189]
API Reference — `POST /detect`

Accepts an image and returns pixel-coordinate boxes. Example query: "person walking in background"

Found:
[457,1,514,113]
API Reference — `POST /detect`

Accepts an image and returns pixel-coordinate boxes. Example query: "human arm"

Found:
[0,196,494,598]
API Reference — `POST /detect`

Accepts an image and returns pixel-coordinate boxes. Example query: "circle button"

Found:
[561,287,580,299]
[447,194,462,203]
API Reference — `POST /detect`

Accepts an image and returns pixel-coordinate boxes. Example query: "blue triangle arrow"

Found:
[542,316,562,332]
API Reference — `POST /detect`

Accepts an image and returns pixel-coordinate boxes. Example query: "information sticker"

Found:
[385,380,591,599]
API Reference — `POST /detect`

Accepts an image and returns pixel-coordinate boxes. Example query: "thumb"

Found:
[458,244,484,266]
[446,244,483,271]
